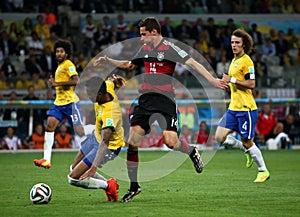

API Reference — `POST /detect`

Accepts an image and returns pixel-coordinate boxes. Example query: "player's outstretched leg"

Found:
[34,131,54,168]
[121,148,142,202]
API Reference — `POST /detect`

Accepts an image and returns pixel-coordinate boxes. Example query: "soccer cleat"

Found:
[33,158,52,169]
[105,178,119,202]
[121,186,142,202]
[254,170,270,183]
[245,152,253,168]
[189,146,204,173]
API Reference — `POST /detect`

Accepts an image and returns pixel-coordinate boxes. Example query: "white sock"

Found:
[43,132,54,162]
[92,172,107,181]
[68,175,108,189]
[247,145,267,171]
[69,165,106,181]
[223,135,247,152]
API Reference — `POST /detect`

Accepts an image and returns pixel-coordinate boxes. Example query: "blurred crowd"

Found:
[1,10,299,95]
[1,0,300,14]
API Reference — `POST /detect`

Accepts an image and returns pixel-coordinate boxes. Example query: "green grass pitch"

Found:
[0,150,299,217]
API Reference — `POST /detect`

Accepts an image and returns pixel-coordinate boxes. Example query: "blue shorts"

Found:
[80,132,121,168]
[47,102,83,126]
[218,109,258,139]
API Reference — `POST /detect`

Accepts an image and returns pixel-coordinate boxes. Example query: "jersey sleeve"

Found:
[244,57,255,80]
[166,40,190,64]
[66,60,78,77]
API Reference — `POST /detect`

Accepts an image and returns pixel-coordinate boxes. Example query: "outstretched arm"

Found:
[80,128,113,179]
[185,58,228,89]
[94,56,137,72]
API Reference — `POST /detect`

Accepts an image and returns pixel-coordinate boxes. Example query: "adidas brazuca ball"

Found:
[30,183,52,204]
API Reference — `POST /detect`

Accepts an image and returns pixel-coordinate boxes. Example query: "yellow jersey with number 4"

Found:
[228,54,257,111]
[94,80,125,150]
[54,59,79,106]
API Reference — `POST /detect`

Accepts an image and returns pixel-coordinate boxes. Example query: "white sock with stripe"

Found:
[247,145,267,171]
[68,175,108,189]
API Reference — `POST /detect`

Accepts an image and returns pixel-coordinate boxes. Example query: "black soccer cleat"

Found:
[120,186,142,202]
[189,146,204,173]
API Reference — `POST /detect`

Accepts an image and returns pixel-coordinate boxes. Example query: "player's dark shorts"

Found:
[130,92,178,134]
[218,109,258,139]
[80,131,121,168]
[47,102,83,127]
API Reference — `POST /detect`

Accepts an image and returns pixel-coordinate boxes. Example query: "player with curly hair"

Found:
[34,39,85,168]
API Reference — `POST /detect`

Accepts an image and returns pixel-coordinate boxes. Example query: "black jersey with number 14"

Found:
[131,38,191,98]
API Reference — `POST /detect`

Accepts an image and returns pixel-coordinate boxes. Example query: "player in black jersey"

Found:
[94,17,228,202]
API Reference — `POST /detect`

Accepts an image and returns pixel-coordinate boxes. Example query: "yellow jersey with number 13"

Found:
[54,59,79,106]
[228,54,257,111]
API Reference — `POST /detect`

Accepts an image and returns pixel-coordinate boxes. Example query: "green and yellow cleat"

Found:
[245,152,253,168]
[254,170,270,183]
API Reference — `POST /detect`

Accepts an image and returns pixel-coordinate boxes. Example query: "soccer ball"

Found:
[29,183,52,204]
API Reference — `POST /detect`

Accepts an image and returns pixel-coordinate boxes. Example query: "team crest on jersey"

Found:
[69,66,75,72]
[106,118,114,126]
[178,50,188,58]
[249,66,255,79]
[234,63,238,68]
[157,52,164,61]
[249,66,254,73]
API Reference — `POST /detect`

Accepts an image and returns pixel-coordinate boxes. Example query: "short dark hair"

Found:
[54,39,72,58]
[138,17,161,34]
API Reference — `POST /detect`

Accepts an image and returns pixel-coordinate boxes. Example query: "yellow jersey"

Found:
[228,54,257,111]
[94,80,125,150]
[54,59,79,106]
